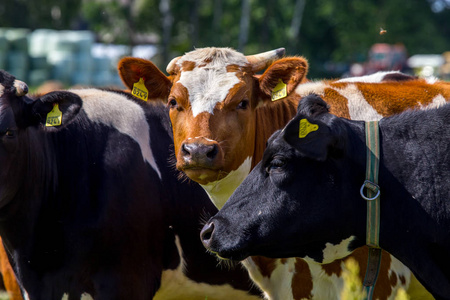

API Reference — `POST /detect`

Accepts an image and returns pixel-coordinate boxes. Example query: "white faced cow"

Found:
[117,48,446,299]
[201,94,450,300]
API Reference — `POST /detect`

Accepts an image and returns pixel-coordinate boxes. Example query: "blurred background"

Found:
[0,0,450,90]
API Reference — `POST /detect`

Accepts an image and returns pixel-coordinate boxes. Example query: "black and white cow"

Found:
[201,94,450,300]
[0,70,260,299]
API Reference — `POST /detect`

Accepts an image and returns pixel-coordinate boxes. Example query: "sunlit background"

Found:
[0,0,450,90]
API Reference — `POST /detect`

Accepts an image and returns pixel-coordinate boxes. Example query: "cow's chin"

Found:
[181,168,225,185]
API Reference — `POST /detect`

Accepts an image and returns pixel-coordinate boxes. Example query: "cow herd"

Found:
[0,47,449,300]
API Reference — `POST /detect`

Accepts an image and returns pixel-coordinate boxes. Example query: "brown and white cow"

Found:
[117,48,443,299]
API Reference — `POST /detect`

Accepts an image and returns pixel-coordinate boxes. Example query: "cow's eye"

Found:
[4,129,15,138]
[266,156,286,173]
[237,99,249,110]
[167,98,178,109]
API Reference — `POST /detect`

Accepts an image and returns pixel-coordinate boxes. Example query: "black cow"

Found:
[0,70,260,299]
[201,94,450,300]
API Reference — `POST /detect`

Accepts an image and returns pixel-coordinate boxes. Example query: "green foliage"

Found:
[0,0,449,76]
[341,257,366,300]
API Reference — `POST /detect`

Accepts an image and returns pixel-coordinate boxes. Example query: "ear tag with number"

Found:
[299,118,318,138]
[132,78,148,101]
[271,79,287,101]
[45,103,62,127]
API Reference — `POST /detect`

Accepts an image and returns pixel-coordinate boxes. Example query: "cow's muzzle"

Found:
[180,137,223,169]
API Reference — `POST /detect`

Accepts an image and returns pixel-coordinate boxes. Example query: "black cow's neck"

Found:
[376,116,450,298]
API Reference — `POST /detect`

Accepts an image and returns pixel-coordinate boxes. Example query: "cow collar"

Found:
[359,121,382,300]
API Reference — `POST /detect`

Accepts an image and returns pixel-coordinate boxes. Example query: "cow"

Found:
[200,94,450,300]
[117,47,445,299]
[0,70,260,299]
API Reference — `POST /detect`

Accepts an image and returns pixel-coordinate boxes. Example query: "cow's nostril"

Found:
[200,222,215,247]
[181,143,191,156]
[206,144,218,159]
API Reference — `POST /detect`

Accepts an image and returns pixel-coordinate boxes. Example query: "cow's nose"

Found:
[182,142,219,161]
[200,221,215,248]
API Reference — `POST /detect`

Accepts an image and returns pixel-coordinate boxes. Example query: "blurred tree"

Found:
[1,0,450,77]
[0,0,81,29]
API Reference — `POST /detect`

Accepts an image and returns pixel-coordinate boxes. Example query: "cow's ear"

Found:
[282,115,335,161]
[257,57,308,105]
[29,91,82,130]
[118,57,172,102]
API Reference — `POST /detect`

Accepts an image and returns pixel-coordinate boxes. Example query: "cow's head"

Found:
[0,70,82,208]
[118,48,308,205]
[200,94,366,262]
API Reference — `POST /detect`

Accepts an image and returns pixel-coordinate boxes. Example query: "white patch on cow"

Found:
[336,84,383,121]
[307,261,345,300]
[175,48,249,117]
[61,293,92,300]
[337,71,401,83]
[201,156,252,209]
[421,94,447,110]
[69,89,161,179]
[154,235,260,300]
[81,293,94,300]
[0,85,4,97]
[243,257,297,300]
[320,236,355,264]
[23,292,30,300]
[425,76,439,84]
[295,81,328,97]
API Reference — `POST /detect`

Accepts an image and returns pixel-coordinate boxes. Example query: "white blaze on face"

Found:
[0,84,4,97]
[200,156,252,209]
[176,48,249,117]
[70,89,161,179]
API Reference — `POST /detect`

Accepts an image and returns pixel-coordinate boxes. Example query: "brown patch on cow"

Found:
[0,238,22,300]
[181,60,196,72]
[399,274,406,285]
[322,88,351,119]
[321,258,343,277]
[347,247,395,300]
[280,258,288,264]
[436,81,450,100]
[292,258,313,300]
[253,96,299,168]
[389,271,398,287]
[226,64,244,73]
[356,81,443,116]
[251,256,277,278]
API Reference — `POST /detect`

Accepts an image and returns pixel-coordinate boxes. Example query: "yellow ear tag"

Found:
[271,79,287,101]
[132,78,148,101]
[299,118,319,138]
[45,103,62,127]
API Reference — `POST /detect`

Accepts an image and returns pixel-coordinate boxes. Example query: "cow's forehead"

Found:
[176,47,249,70]
[174,48,250,117]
